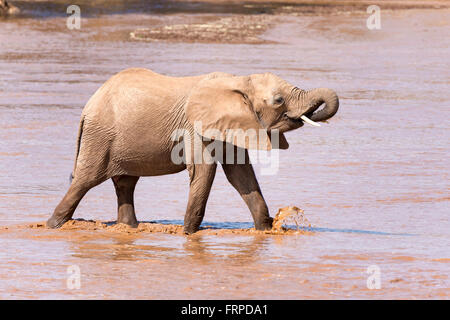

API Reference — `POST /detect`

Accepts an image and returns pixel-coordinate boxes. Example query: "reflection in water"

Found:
[184,234,270,265]
[291,226,416,236]
[66,229,271,265]
[69,234,179,261]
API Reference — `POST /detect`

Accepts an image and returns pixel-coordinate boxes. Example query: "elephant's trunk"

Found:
[287,87,339,122]
[306,88,339,122]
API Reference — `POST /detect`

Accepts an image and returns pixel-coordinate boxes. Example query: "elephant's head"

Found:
[185,73,339,150]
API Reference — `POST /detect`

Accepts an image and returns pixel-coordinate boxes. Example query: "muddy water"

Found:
[0,2,449,299]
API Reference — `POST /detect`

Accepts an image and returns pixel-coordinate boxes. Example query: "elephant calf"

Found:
[47,69,339,234]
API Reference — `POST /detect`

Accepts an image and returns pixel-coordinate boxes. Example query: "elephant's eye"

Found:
[274,96,284,105]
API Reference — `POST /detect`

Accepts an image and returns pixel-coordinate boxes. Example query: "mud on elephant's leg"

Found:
[221,159,273,231]
[112,175,139,227]
[184,163,217,234]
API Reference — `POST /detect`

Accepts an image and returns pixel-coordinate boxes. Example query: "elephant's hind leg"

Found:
[47,175,106,228]
[112,175,139,227]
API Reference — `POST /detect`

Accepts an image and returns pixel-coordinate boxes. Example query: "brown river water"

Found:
[0,1,449,299]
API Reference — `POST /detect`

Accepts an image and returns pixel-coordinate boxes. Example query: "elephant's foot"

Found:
[117,216,139,228]
[46,214,72,229]
[183,220,202,235]
[254,216,274,231]
[183,225,199,235]
[117,205,139,228]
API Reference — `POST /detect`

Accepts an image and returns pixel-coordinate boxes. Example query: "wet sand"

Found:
[0,1,449,299]
[1,206,311,235]
[130,14,275,44]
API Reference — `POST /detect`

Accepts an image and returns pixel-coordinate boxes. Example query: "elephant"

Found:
[46,68,339,234]
[0,0,19,16]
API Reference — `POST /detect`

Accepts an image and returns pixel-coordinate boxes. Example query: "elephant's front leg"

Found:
[221,161,273,231]
[184,163,217,234]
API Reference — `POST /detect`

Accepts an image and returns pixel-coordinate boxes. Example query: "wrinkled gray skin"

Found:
[47,69,339,234]
[0,0,19,16]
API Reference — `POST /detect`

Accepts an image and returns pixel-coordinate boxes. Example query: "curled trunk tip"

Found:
[306,88,339,122]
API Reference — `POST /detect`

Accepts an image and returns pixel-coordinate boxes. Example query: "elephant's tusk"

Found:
[300,115,321,127]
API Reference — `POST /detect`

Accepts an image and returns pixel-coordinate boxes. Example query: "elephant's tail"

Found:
[70,115,85,183]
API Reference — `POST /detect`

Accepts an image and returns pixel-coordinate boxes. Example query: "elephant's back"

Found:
[83,68,203,117]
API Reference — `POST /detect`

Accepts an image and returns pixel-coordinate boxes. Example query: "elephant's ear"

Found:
[185,76,272,150]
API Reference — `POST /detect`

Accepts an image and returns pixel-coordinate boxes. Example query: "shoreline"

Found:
[7,0,450,18]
